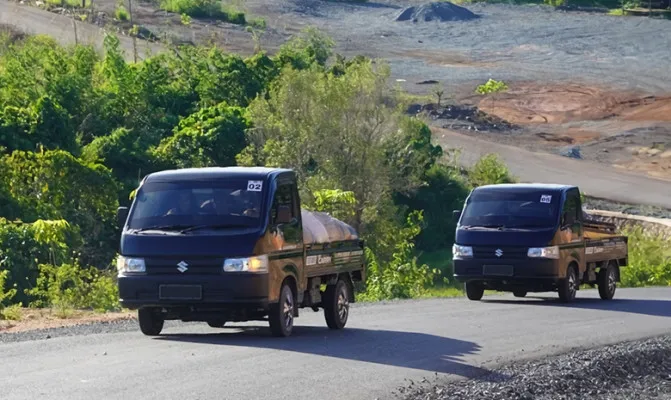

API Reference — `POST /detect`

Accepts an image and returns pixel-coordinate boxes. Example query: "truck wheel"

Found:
[598,264,617,300]
[558,266,578,303]
[207,320,227,328]
[465,281,484,301]
[268,282,294,337]
[513,290,527,298]
[138,308,164,336]
[323,279,349,330]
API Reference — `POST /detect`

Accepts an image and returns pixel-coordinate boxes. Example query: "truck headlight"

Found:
[117,256,146,275]
[223,255,268,273]
[527,246,559,259]
[452,244,473,259]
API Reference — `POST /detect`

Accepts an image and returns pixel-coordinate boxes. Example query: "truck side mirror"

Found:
[117,207,129,230]
[452,210,461,221]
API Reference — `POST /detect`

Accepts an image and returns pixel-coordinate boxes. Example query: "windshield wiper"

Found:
[132,224,195,233]
[462,224,506,230]
[179,224,249,233]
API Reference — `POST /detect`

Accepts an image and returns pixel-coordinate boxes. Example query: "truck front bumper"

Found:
[453,258,559,283]
[118,273,269,310]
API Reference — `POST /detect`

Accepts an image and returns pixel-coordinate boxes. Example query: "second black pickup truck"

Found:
[452,183,628,302]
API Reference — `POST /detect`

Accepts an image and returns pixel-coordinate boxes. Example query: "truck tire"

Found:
[513,290,527,298]
[558,266,578,303]
[323,279,350,330]
[465,281,484,301]
[268,282,295,337]
[207,320,227,328]
[598,263,617,300]
[138,308,164,336]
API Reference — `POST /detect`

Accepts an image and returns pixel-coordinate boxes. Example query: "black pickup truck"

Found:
[452,183,628,302]
[116,167,365,337]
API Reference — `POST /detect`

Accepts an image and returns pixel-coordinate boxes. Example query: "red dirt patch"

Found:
[477,83,671,125]
[0,308,135,334]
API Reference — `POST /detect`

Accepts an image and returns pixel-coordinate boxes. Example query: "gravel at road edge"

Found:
[393,334,671,400]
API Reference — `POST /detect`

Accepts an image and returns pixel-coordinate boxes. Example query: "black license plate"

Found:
[159,284,202,300]
[483,265,514,276]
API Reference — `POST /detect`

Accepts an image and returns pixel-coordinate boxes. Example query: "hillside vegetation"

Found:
[0,27,668,321]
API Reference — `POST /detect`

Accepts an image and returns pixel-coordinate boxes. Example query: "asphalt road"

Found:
[435,128,671,210]
[2,287,670,400]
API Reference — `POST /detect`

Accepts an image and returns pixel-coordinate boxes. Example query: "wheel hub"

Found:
[337,287,349,322]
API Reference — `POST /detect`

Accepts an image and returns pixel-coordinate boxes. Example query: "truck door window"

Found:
[272,183,295,225]
[562,190,580,227]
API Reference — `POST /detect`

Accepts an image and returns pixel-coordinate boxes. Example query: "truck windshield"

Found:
[460,189,560,228]
[126,179,265,231]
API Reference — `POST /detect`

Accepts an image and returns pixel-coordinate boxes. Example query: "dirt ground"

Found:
[4,0,671,179]
[0,308,135,333]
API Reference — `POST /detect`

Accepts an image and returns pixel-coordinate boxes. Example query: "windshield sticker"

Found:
[540,195,552,203]
[247,180,263,192]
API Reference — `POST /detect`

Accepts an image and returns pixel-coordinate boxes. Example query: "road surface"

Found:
[0,1,162,61]
[435,128,671,210]
[2,287,670,400]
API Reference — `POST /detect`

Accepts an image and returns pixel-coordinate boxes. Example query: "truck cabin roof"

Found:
[142,167,295,184]
[471,183,578,196]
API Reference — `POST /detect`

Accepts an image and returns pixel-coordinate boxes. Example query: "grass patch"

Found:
[44,0,91,8]
[475,78,509,95]
[159,0,247,25]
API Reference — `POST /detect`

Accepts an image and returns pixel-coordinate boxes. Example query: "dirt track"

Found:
[2,0,671,197]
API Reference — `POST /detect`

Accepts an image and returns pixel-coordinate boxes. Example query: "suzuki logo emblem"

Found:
[495,249,503,257]
[177,261,189,273]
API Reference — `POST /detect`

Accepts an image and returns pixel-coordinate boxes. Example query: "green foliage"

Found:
[308,189,357,221]
[619,227,671,287]
[115,5,130,21]
[359,211,440,301]
[0,150,119,268]
[475,79,508,95]
[159,0,246,24]
[152,102,250,169]
[398,163,470,252]
[0,218,81,305]
[0,270,17,307]
[274,27,336,70]
[25,261,120,313]
[468,153,516,187]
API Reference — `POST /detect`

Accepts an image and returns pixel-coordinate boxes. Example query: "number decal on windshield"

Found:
[540,195,552,203]
[247,180,263,192]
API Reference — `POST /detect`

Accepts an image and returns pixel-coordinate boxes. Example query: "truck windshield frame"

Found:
[460,188,561,229]
[126,179,267,232]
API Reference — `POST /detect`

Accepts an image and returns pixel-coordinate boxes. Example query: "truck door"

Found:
[270,178,303,251]
[560,188,585,275]
[561,188,582,243]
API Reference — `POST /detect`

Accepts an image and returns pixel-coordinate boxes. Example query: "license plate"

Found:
[483,265,514,276]
[159,284,202,300]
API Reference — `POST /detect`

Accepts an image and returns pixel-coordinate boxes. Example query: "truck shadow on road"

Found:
[156,327,508,381]
[481,296,671,318]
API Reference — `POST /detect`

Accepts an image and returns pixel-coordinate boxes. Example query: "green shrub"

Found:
[115,5,130,21]
[0,219,81,305]
[619,227,671,287]
[468,153,516,187]
[25,261,120,313]
[359,211,440,301]
[475,79,508,95]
